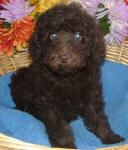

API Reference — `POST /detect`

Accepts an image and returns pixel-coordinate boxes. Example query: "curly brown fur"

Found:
[10,3,125,148]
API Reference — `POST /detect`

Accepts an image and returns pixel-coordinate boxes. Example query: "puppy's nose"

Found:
[59,54,69,63]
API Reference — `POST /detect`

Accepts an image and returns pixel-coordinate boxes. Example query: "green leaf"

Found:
[98,3,105,8]
[1,23,11,28]
[13,47,17,55]
[34,12,40,20]
[98,15,110,35]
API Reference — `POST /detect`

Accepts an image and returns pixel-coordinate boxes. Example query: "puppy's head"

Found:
[44,30,87,74]
[29,3,105,75]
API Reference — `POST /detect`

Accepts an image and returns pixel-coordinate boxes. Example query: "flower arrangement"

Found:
[77,0,128,45]
[0,0,35,56]
[0,0,68,56]
[0,0,128,56]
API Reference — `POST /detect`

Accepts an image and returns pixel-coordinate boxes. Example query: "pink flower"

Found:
[0,0,34,23]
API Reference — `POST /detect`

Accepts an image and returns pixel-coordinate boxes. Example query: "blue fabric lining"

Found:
[0,60,128,149]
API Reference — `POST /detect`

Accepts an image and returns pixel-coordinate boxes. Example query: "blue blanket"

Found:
[0,60,128,150]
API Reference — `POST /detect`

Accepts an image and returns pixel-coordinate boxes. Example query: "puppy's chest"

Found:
[37,76,87,106]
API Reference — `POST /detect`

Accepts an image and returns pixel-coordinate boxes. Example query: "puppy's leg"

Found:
[40,110,76,148]
[81,83,125,144]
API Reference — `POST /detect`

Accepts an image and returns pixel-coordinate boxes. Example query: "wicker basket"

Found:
[106,41,128,66]
[0,49,32,76]
[0,132,128,150]
[0,41,128,149]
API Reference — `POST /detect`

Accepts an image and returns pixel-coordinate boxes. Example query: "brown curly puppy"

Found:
[10,3,125,149]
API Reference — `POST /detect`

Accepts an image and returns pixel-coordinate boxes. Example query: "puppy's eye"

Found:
[75,32,81,39]
[50,33,57,39]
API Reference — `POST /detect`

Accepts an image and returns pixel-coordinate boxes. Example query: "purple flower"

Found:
[107,1,128,45]
[77,0,101,15]
[77,0,128,45]
[109,0,128,22]
[95,0,128,45]
[0,0,34,23]
[105,21,128,45]
[105,0,128,45]
[96,0,128,21]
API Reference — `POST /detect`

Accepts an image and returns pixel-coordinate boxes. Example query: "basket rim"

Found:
[0,132,128,150]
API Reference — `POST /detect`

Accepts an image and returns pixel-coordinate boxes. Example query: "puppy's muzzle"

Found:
[59,54,69,64]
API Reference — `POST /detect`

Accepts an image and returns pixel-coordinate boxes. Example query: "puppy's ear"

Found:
[87,23,106,65]
[80,9,105,65]
[91,24,105,64]
[29,31,41,61]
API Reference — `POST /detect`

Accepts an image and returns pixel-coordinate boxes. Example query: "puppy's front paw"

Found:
[102,134,125,144]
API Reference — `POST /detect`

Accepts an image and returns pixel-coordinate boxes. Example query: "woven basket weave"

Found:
[0,41,128,149]
[0,48,32,76]
[106,41,128,66]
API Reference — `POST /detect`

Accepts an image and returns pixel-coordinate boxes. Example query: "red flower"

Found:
[0,16,35,56]
[0,0,9,8]
[124,0,128,5]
